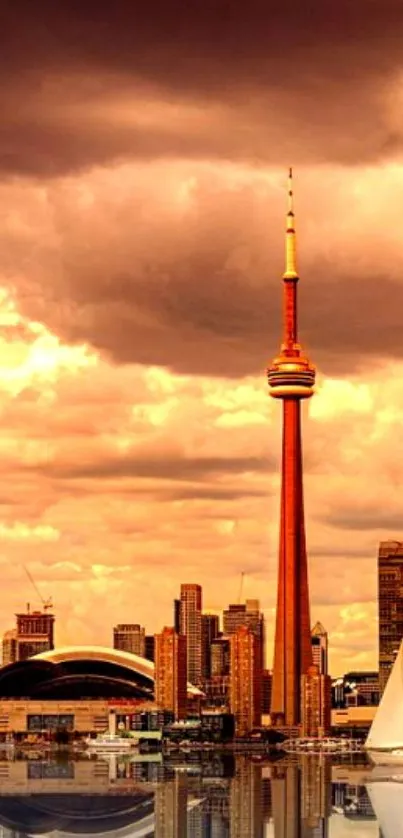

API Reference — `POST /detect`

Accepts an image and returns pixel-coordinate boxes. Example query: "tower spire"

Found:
[284,167,297,280]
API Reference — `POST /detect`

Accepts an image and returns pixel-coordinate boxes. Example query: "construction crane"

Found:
[237,571,246,604]
[24,566,53,612]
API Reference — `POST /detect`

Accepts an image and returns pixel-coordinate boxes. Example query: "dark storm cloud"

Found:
[1,0,403,175]
[321,508,403,532]
[7,167,403,379]
[33,451,271,482]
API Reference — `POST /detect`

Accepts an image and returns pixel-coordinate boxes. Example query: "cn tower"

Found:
[267,170,315,728]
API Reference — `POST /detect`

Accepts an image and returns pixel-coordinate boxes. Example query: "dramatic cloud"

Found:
[0,2,402,673]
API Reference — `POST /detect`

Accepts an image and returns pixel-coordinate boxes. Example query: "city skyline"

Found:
[2,3,403,674]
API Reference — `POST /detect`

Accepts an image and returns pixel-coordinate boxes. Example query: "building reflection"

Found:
[0,754,379,837]
[272,757,332,838]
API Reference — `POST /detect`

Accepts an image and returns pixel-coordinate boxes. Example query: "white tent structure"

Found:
[366,640,403,753]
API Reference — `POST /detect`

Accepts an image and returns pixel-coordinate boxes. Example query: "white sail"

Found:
[366,640,403,750]
[367,781,403,838]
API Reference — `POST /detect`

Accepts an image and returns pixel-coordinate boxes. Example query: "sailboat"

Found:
[366,640,403,763]
[367,780,403,838]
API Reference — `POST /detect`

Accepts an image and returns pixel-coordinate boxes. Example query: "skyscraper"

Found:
[201,613,220,679]
[229,625,261,736]
[223,600,265,669]
[378,540,403,694]
[311,622,329,675]
[113,623,145,657]
[180,583,202,686]
[154,627,187,720]
[267,170,315,727]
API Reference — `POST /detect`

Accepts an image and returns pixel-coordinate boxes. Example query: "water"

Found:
[0,752,389,836]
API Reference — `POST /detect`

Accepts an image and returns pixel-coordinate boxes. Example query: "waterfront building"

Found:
[378,540,403,694]
[113,623,145,657]
[154,627,187,720]
[311,622,328,675]
[229,625,261,736]
[267,170,316,727]
[180,583,202,686]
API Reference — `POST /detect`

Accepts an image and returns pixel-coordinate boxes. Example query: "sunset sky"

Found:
[1,1,402,674]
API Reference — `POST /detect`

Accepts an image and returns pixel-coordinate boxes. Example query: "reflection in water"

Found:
[0,752,383,837]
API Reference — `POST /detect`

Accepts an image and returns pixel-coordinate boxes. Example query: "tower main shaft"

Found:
[267,170,315,728]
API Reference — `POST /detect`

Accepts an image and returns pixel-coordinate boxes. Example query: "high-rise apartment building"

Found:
[15,608,54,661]
[229,625,261,736]
[1,630,17,667]
[113,624,145,657]
[154,627,187,720]
[223,600,265,668]
[201,613,219,680]
[301,665,331,737]
[180,584,202,686]
[378,540,403,694]
[311,622,328,675]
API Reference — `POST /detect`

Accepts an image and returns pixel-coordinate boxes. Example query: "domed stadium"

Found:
[0,646,202,736]
[0,646,202,700]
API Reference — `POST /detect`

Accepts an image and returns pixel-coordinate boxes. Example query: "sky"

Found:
[1,1,403,674]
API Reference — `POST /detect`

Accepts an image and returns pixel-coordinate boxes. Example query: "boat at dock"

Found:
[280,737,363,754]
[86,734,138,752]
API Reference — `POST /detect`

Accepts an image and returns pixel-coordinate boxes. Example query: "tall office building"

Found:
[174,598,181,634]
[262,670,273,715]
[1,629,17,666]
[378,540,403,694]
[113,623,145,657]
[201,613,220,679]
[15,608,54,661]
[154,627,187,720]
[267,170,316,727]
[180,584,202,686]
[211,637,230,676]
[223,600,265,668]
[229,625,261,736]
[311,622,328,675]
[301,665,331,738]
